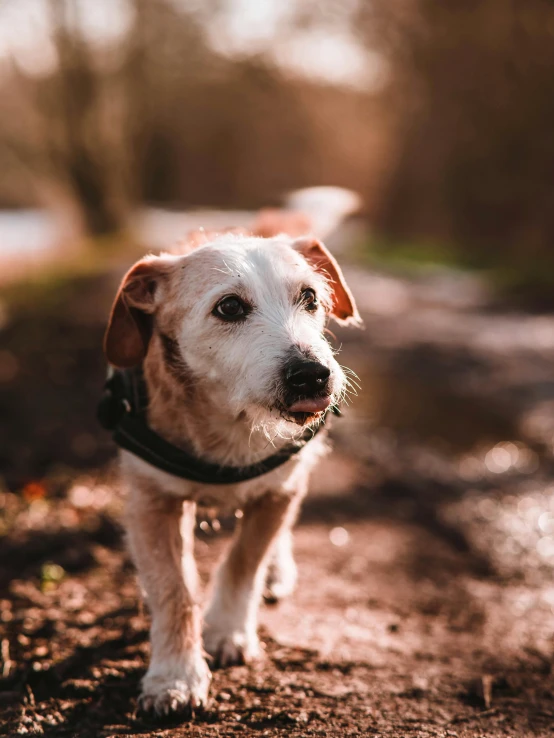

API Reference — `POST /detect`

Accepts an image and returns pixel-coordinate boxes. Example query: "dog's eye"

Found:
[300,288,318,311]
[214,295,248,320]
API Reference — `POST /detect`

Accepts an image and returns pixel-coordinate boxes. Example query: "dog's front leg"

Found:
[125,486,211,716]
[203,491,300,667]
[264,526,298,603]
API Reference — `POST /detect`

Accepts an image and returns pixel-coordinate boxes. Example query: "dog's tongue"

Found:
[288,396,331,414]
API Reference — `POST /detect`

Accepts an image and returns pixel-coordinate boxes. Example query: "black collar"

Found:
[98,366,339,485]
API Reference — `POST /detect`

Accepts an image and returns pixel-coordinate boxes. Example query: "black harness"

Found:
[97,367,338,485]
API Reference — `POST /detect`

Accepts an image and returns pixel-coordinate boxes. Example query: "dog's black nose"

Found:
[285,360,330,396]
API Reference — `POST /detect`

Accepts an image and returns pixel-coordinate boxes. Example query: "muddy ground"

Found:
[2,258,554,736]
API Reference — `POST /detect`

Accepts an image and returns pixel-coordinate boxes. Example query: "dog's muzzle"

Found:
[283,358,332,419]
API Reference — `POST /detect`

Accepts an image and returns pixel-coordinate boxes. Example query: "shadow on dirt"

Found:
[0,514,123,593]
[301,478,495,578]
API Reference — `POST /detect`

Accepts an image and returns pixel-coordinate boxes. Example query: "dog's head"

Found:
[104,235,361,434]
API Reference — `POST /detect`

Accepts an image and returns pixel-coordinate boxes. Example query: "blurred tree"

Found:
[46,0,127,235]
[0,0,131,235]
[0,0,387,235]
[357,0,554,265]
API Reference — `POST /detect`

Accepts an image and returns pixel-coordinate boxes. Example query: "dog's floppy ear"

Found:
[104,256,173,368]
[292,237,361,325]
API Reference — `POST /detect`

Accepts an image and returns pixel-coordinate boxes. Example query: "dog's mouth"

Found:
[283,395,332,425]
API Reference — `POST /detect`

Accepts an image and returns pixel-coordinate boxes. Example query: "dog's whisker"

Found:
[342,371,360,382]
[344,374,361,387]
[343,375,360,393]
[344,381,360,395]
[344,375,362,389]
[340,364,361,378]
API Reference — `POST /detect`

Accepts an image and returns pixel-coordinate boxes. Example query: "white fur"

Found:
[161,236,342,453]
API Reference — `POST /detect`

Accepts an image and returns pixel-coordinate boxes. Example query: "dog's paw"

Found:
[203,628,261,668]
[139,655,211,718]
[264,555,297,604]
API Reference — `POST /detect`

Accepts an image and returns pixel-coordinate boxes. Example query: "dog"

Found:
[101,189,361,717]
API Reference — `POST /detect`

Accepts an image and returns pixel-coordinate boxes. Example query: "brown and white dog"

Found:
[103,189,361,717]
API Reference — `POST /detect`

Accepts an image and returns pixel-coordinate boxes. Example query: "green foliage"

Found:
[359,234,554,304]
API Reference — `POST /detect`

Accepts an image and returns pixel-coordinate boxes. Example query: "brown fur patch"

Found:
[159,332,189,383]
[224,493,299,589]
[292,237,360,324]
[169,209,312,258]
[251,209,313,238]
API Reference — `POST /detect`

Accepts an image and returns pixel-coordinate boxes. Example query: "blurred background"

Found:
[2,2,554,736]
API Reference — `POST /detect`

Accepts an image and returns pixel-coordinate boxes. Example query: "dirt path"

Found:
[2,476,554,738]
[2,261,554,736]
